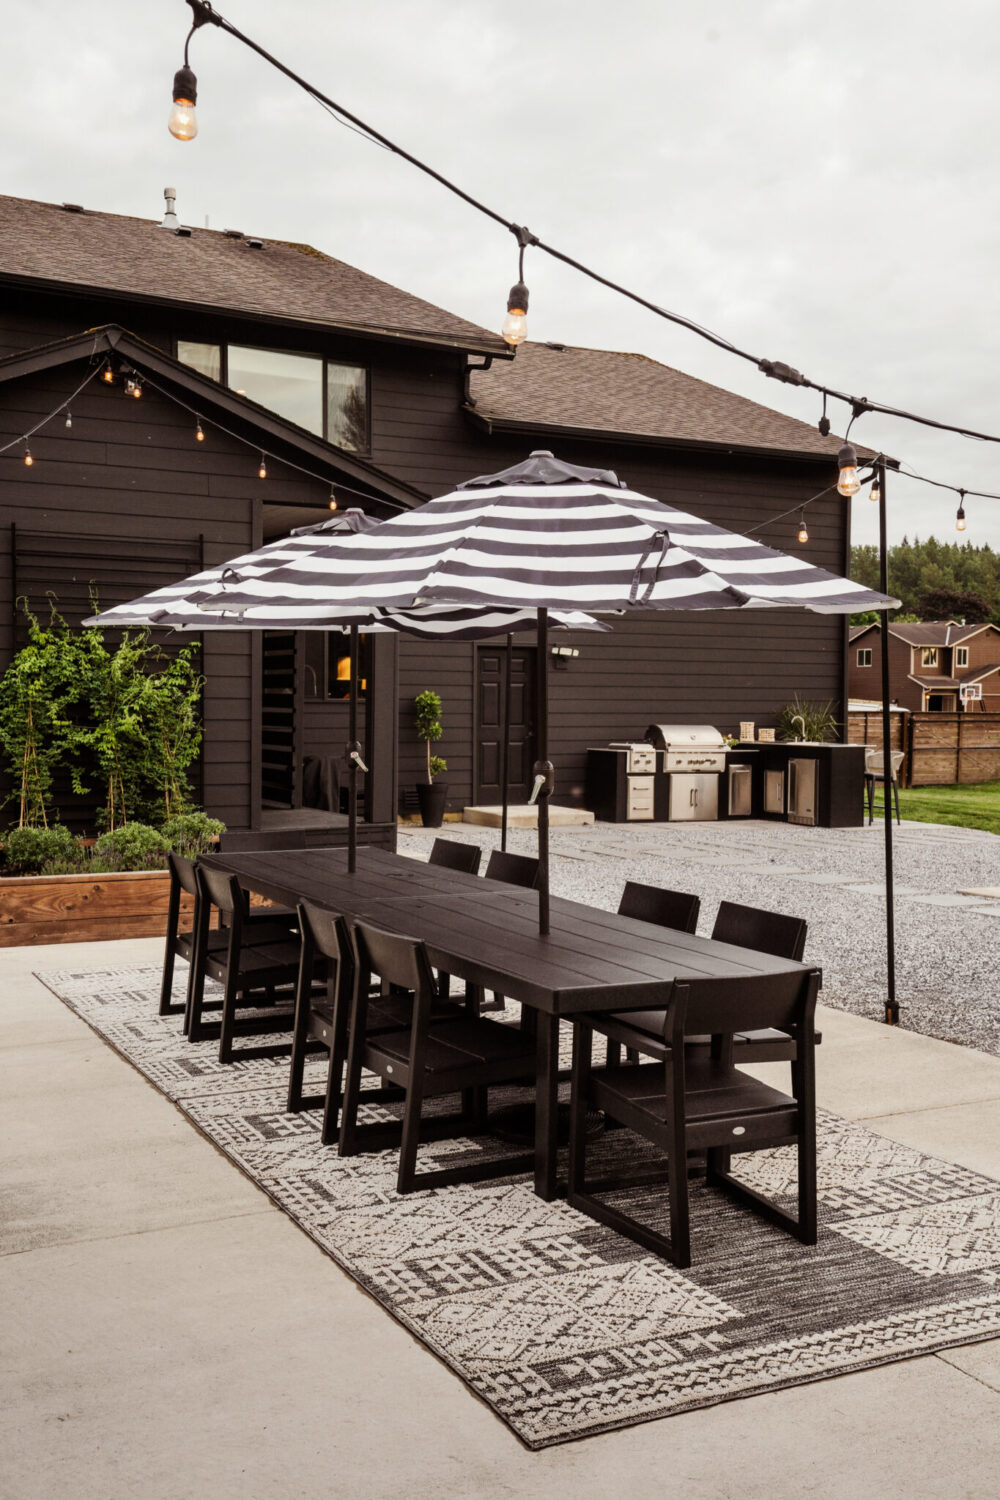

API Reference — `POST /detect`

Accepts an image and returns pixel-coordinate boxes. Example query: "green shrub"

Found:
[3,823,78,875]
[161,812,226,858]
[91,822,170,873]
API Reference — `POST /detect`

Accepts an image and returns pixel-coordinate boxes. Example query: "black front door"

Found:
[475,644,536,804]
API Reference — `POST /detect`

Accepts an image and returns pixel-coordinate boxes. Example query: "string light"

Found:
[23,444,33,467]
[329,491,338,510]
[258,454,268,480]
[502,226,537,349]
[956,492,967,532]
[837,442,860,497]
[817,393,830,437]
[125,376,143,399]
[65,412,73,430]
[195,418,205,442]
[102,364,115,384]
[797,510,809,544]
[870,477,880,505]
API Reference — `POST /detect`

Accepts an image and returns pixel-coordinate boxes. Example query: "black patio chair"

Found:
[429,838,482,875]
[338,922,536,1193]
[186,866,313,1062]
[484,849,540,888]
[618,880,700,933]
[567,968,821,1267]
[286,902,464,1142]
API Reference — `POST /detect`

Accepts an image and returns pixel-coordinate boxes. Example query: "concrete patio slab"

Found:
[4,931,1000,1499]
[463,804,595,828]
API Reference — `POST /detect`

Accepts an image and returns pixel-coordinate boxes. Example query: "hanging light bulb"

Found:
[102,364,115,384]
[502,280,529,347]
[797,510,809,544]
[195,418,205,442]
[168,64,199,141]
[258,454,268,480]
[23,444,33,467]
[329,490,338,511]
[956,492,967,532]
[125,376,143,399]
[869,478,880,504]
[65,411,73,430]
[818,393,830,436]
[837,441,860,497]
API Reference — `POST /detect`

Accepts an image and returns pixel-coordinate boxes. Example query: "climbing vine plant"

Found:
[0,598,204,830]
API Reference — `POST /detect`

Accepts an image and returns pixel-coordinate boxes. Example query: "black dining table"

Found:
[200,845,814,1200]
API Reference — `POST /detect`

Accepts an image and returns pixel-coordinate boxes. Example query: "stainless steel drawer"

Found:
[764,768,785,815]
[626,775,655,820]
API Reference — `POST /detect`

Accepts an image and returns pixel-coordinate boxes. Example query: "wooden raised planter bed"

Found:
[0,869,191,948]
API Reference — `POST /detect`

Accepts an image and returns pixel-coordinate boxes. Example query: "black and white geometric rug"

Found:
[38,964,1000,1450]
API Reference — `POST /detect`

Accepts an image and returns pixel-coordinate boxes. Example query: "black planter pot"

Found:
[416,782,448,828]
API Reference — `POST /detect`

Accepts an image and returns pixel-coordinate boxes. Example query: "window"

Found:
[857,648,872,667]
[921,647,939,667]
[956,646,969,668]
[177,341,369,451]
[303,632,369,701]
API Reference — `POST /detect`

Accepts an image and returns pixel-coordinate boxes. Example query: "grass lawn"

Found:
[874,780,1000,836]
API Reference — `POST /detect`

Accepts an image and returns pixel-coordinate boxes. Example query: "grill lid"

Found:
[646,723,726,750]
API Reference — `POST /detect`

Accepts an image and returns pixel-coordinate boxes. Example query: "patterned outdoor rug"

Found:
[38,963,1000,1450]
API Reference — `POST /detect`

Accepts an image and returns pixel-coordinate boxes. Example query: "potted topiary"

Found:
[414,689,448,827]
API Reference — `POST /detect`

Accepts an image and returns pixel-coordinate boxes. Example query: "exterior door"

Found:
[475,644,536,804]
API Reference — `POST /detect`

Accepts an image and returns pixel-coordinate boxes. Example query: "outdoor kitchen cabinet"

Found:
[585,748,666,821]
[754,743,865,828]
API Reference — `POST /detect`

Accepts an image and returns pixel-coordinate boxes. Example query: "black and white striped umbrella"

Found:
[179,452,898,619]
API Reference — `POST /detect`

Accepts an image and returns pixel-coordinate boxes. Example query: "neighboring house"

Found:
[1,191,866,828]
[849,622,1000,712]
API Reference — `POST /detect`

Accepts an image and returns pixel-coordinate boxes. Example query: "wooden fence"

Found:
[848,710,1000,786]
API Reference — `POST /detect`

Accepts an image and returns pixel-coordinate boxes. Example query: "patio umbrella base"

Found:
[489,1100,605,1147]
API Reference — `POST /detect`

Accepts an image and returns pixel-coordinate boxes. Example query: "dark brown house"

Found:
[0,191,863,830]
[849,621,1000,713]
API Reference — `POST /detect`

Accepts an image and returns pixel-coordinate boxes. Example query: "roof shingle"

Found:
[0,194,504,354]
[470,341,872,460]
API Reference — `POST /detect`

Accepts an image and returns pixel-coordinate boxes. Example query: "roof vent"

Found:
[246,238,264,250]
[174,226,192,238]
[160,187,179,231]
[60,202,84,214]
[223,228,243,239]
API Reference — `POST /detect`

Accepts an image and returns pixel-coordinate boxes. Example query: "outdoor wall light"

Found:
[550,645,580,669]
[125,376,143,399]
[836,442,860,497]
[797,511,809,544]
[956,492,967,532]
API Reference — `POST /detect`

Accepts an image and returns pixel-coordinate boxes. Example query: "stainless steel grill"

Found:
[645,724,728,774]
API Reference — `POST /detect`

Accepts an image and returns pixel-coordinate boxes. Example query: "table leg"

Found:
[535,1013,560,1200]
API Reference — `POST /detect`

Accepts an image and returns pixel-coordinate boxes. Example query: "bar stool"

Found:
[865,748,904,825]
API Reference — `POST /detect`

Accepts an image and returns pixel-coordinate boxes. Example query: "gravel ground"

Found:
[398,817,1000,1057]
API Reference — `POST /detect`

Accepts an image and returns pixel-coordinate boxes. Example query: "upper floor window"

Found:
[955,645,969,668]
[857,648,872,667]
[921,647,939,668]
[177,340,369,453]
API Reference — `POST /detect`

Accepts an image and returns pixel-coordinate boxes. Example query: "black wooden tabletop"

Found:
[201,846,812,1015]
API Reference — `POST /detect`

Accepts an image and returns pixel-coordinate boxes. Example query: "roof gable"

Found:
[0,194,504,355]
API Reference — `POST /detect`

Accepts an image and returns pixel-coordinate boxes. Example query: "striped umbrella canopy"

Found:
[178,452,899,619]
[103,452,895,933]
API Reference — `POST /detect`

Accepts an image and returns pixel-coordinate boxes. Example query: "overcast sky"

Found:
[6,0,1000,550]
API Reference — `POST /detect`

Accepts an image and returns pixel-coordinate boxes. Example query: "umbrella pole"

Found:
[877,459,899,1024]
[500,632,513,852]
[347,623,359,875]
[535,609,552,936]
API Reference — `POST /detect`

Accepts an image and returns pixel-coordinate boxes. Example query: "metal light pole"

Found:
[876,458,899,1024]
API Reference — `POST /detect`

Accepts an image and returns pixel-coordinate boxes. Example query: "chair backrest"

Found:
[484,849,540,889]
[167,850,199,899]
[865,748,905,780]
[618,880,700,934]
[429,838,482,876]
[297,902,350,964]
[711,900,807,962]
[680,967,821,1040]
[352,921,436,997]
[196,864,244,921]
